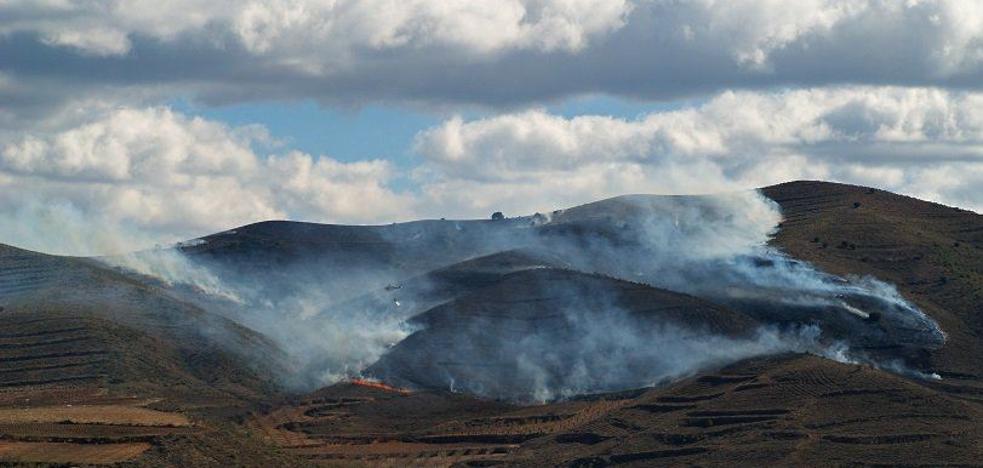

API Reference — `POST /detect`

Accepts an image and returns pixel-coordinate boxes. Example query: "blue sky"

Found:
[173,94,689,164]
[169,94,698,192]
[172,99,438,168]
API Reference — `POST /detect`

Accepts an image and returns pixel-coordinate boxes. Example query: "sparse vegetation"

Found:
[2,181,983,466]
[763,180,983,379]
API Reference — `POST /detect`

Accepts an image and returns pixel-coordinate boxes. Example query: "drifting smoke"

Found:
[0,190,946,401]
[550,193,946,353]
[0,199,243,301]
[0,201,414,388]
[360,190,945,400]
[107,248,243,303]
[0,199,151,257]
[365,271,856,402]
[495,324,841,402]
[246,282,416,388]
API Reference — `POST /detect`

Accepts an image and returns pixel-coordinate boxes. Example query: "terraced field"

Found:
[0,441,153,464]
[251,383,565,466]
[0,257,55,299]
[762,181,983,402]
[0,307,192,463]
[254,354,983,466]
[0,245,298,465]
[0,313,108,390]
[249,181,983,466]
[0,398,195,464]
[3,180,983,466]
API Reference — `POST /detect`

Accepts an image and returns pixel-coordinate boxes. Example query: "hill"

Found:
[762,181,983,390]
[366,266,760,400]
[0,243,297,465]
[252,181,983,466]
[1,180,982,466]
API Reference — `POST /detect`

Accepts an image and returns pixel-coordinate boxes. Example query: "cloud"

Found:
[0,0,631,58]
[0,106,412,254]
[3,86,983,255]
[2,0,983,111]
[413,87,983,215]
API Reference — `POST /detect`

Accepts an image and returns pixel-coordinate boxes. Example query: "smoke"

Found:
[0,199,150,257]
[0,198,246,302]
[366,273,852,402]
[0,200,415,388]
[358,190,946,400]
[234,275,418,389]
[0,189,947,401]
[522,192,945,351]
[501,323,840,402]
[106,248,243,303]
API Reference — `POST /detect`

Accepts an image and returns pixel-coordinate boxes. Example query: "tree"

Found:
[491,211,505,221]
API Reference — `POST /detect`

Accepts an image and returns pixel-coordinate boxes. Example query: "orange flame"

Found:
[350,378,411,395]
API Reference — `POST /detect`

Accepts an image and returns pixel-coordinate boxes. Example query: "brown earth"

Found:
[365,267,761,400]
[252,181,983,467]
[254,354,983,466]
[761,181,983,389]
[1,180,982,466]
[0,441,153,464]
[0,245,302,466]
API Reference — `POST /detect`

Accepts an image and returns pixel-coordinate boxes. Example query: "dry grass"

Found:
[0,422,197,439]
[0,404,190,426]
[0,441,151,464]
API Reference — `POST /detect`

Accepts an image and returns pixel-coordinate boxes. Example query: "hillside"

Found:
[762,181,983,390]
[1,180,982,466]
[366,266,760,400]
[0,244,296,465]
[252,181,983,466]
[255,354,983,466]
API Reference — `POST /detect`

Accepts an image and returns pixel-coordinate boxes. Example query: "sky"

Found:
[2,0,983,254]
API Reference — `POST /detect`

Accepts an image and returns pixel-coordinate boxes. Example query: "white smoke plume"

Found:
[364,190,946,400]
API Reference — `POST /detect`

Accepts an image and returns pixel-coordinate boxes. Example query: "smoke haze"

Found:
[0,190,946,401]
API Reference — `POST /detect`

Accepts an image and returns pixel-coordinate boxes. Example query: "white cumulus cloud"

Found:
[0,106,412,254]
[2,86,983,254]
[3,0,983,111]
[413,87,983,216]
[0,0,631,58]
